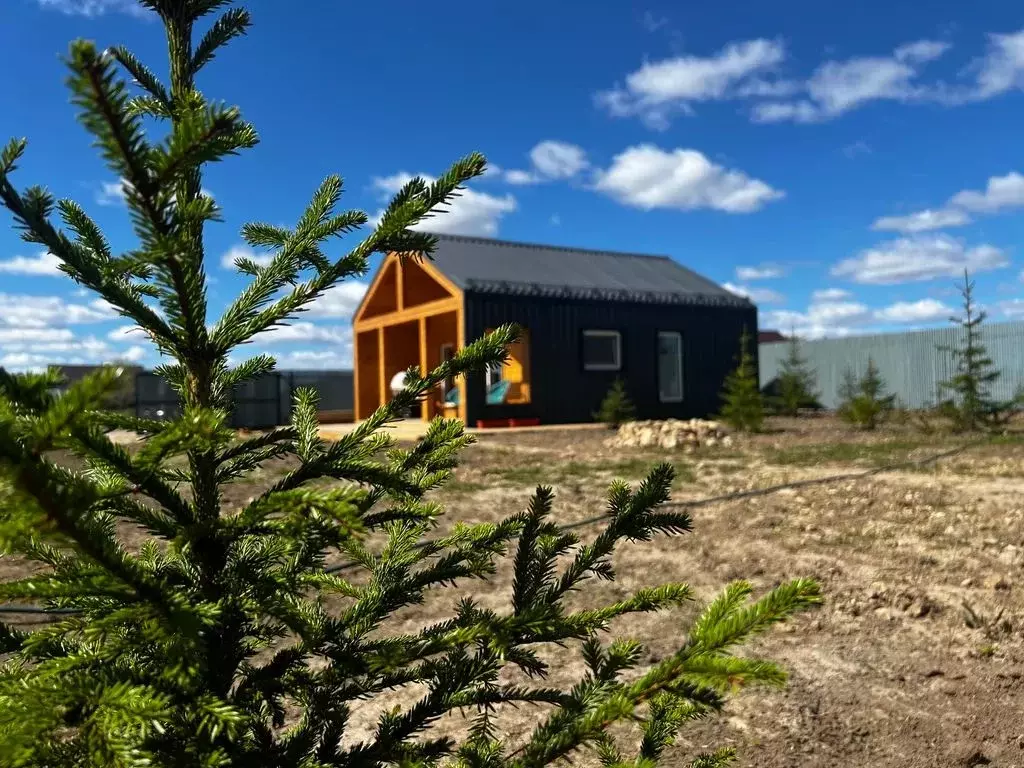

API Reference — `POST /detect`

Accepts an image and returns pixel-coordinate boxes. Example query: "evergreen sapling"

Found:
[594,377,636,429]
[772,335,818,416]
[837,358,895,430]
[720,329,765,433]
[0,3,819,766]
[938,270,1005,431]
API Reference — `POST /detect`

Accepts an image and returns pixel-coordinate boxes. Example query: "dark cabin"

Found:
[351,234,756,427]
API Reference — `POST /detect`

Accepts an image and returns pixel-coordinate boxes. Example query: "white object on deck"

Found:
[390,371,408,395]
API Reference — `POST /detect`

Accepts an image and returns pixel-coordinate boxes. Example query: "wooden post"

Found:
[352,330,361,420]
[377,327,386,410]
[395,256,404,311]
[456,306,467,425]
[419,315,429,421]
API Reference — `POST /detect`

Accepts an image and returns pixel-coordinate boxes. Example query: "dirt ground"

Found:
[4,416,1024,766]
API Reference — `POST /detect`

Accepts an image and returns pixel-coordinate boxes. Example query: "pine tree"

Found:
[0,3,819,766]
[837,358,896,430]
[938,270,1005,431]
[772,335,818,416]
[720,328,765,432]
[594,377,636,428]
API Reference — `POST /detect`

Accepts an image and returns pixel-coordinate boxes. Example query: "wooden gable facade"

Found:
[351,253,465,422]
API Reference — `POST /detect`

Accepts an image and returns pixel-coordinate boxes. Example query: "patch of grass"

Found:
[442,479,488,494]
[978,643,999,659]
[481,457,696,486]
[763,439,932,468]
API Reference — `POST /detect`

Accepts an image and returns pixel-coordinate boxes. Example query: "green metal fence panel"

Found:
[759,321,1024,410]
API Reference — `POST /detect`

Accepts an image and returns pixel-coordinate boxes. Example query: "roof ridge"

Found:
[429,232,672,262]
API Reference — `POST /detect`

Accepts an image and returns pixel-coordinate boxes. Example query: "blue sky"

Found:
[1,0,1024,369]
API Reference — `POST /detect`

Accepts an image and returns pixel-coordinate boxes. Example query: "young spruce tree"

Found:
[594,378,636,429]
[938,270,1004,431]
[720,328,765,432]
[772,334,818,416]
[837,358,895,430]
[0,3,819,766]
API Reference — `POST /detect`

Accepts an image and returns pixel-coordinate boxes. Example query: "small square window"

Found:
[583,330,621,371]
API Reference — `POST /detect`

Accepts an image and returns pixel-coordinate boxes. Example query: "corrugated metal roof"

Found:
[426,234,750,307]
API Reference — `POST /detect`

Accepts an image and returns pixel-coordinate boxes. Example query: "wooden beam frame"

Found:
[419,315,429,420]
[352,249,466,424]
[353,297,460,332]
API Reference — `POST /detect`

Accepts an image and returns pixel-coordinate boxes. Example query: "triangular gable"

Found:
[353,252,461,325]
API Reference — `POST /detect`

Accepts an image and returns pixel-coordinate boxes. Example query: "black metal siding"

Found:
[463,293,757,426]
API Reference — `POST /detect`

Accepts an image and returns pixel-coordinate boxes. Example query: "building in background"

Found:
[352,234,756,427]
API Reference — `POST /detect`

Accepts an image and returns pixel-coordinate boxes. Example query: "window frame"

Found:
[657,331,684,403]
[582,329,622,372]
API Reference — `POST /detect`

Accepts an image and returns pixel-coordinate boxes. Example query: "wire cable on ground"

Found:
[0,438,982,616]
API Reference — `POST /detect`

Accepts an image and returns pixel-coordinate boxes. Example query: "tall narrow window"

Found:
[582,330,621,371]
[658,331,683,402]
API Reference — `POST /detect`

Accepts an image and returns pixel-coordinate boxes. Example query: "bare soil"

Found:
[5,416,1024,766]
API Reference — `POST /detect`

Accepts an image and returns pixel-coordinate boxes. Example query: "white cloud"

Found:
[968,29,1024,101]
[504,169,541,185]
[252,322,351,345]
[949,171,1024,213]
[372,172,516,236]
[842,140,872,159]
[96,179,129,206]
[0,251,62,276]
[529,141,589,179]
[596,38,786,128]
[98,177,214,207]
[549,214,561,226]
[874,298,953,323]
[811,288,851,301]
[998,298,1024,318]
[723,282,785,304]
[220,244,273,270]
[831,234,1008,285]
[762,296,872,339]
[107,325,146,341]
[36,0,148,17]
[0,328,75,344]
[602,29,1024,126]
[765,293,956,339]
[593,145,783,213]
[872,170,1024,234]
[893,40,951,64]
[504,141,589,186]
[115,345,148,363]
[736,264,782,280]
[871,207,972,234]
[0,294,117,327]
[259,348,355,370]
[754,39,950,123]
[306,281,369,318]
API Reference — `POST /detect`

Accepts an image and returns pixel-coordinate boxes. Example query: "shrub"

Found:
[720,328,765,432]
[594,377,636,428]
[0,3,819,766]
[771,335,818,416]
[837,358,896,430]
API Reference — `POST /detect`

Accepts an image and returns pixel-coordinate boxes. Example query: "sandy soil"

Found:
[4,417,1023,766]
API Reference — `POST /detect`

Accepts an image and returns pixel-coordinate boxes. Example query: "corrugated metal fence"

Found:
[759,321,1024,410]
[135,370,354,429]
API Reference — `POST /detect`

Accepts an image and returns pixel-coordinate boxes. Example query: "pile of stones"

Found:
[609,419,733,451]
